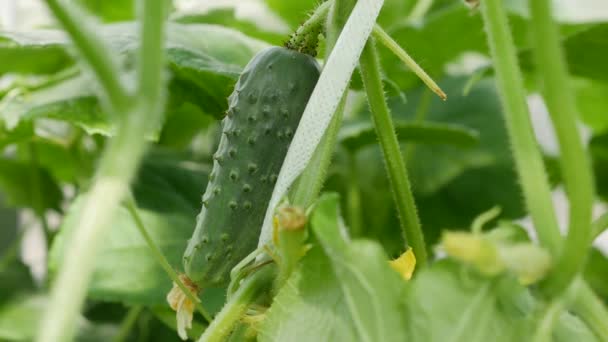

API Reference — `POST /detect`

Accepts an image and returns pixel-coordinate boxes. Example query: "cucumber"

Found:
[183,46,320,287]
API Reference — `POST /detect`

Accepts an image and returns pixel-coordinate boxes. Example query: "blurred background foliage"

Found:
[0,0,607,340]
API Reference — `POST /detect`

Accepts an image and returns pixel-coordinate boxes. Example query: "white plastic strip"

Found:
[258,0,384,247]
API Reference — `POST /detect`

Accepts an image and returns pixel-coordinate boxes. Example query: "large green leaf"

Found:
[261,194,408,342]
[403,260,597,341]
[0,157,62,212]
[259,246,358,342]
[584,248,608,301]
[76,0,135,22]
[0,23,267,135]
[49,151,210,305]
[310,194,409,342]
[172,8,286,45]
[338,120,479,152]
[335,78,523,252]
[591,133,608,202]
[0,294,118,341]
[573,78,608,134]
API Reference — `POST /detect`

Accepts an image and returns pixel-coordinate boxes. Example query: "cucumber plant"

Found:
[0,0,607,342]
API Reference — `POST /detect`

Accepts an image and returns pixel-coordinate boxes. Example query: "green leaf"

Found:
[259,246,358,342]
[573,78,608,133]
[0,23,267,134]
[49,151,210,305]
[0,294,118,341]
[584,248,608,301]
[0,33,73,75]
[403,260,529,341]
[337,78,524,251]
[261,193,408,342]
[76,0,135,22]
[0,260,34,305]
[0,157,62,212]
[339,120,479,152]
[590,133,608,202]
[311,194,408,342]
[264,0,317,29]
[172,8,286,45]
[519,24,608,83]
[403,260,597,341]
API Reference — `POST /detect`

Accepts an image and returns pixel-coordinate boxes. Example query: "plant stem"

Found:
[479,0,561,255]
[359,38,428,267]
[372,26,446,100]
[43,0,130,113]
[125,199,212,322]
[529,0,595,298]
[592,212,608,240]
[571,282,608,341]
[113,306,143,342]
[479,1,608,337]
[532,300,563,342]
[197,267,274,342]
[36,1,166,341]
[407,0,434,21]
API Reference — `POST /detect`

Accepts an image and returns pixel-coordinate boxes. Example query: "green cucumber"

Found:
[183,46,320,287]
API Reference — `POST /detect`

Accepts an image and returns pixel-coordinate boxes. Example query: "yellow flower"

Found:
[166,274,200,340]
[389,248,416,280]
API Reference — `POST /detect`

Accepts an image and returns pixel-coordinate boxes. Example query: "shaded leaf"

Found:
[583,248,608,301]
[49,151,210,305]
[0,23,267,134]
[0,157,62,212]
[339,120,479,152]
[310,194,408,342]
[0,294,118,341]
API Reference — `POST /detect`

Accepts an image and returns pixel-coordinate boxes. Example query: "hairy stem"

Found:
[36,1,166,341]
[529,0,595,298]
[197,267,274,342]
[479,0,561,255]
[125,199,211,322]
[359,38,428,267]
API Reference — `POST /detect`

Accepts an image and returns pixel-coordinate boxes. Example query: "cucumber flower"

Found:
[167,274,200,340]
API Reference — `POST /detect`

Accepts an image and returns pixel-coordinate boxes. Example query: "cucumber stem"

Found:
[529,0,595,298]
[197,267,274,342]
[479,0,561,255]
[274,206,308,292]
[359,38,428,267]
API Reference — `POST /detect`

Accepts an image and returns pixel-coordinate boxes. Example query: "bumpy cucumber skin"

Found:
[183,46,320,287]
